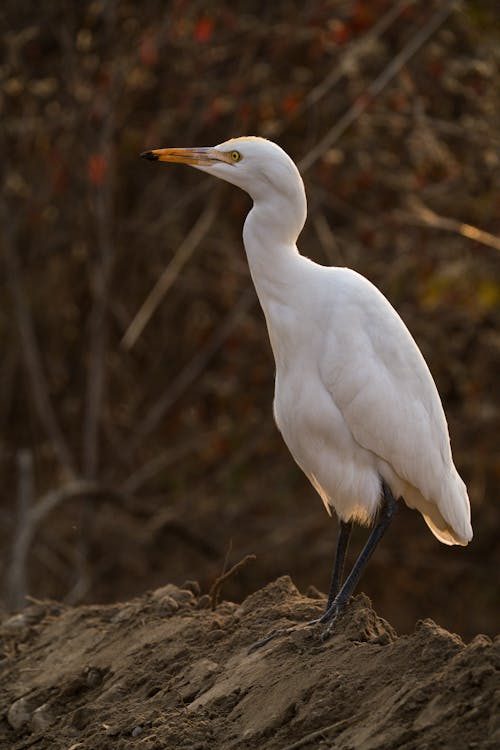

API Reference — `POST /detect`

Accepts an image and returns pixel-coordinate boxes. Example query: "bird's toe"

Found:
[320,620,336,642]
[319,603,342,640]
[247,629,282,654]
[248,617,322,654]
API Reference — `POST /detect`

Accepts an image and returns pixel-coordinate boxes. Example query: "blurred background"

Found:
[1,0,498,640]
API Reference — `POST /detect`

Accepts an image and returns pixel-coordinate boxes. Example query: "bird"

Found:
[141,136,472,640]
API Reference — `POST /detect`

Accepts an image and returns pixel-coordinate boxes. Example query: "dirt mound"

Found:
[1,577,498,750]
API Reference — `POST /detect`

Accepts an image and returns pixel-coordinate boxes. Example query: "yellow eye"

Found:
[230,150,241,162]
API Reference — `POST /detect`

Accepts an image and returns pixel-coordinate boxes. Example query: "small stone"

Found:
[71,707,92,730]
[85,666,104,688]
[2,613,30,633]
[156,595,179,616]
[197,595,212,610]
[2,605,55,634]
[103,723,121,736]
[169,588,195,605]
[112,606,138,623]
[152,584,194,606]
[181,580,201,597]
[7,697,32,729]
[131,725,143,737]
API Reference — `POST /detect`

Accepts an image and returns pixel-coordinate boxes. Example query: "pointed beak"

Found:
[140,147,223,167]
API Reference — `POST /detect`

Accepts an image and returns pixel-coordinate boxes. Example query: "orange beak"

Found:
[140,147,226,166]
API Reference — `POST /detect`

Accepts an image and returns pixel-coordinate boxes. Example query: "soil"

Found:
[1,576,498,750]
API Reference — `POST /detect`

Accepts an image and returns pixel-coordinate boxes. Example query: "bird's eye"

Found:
[230,150,241,162]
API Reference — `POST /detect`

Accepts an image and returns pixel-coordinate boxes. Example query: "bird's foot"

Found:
[320,612,339,641]
[248,617,322,654]
[318,598,348,641]
[248,597,350,652]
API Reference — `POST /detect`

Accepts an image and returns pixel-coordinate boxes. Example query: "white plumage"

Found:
[142,136,472,618]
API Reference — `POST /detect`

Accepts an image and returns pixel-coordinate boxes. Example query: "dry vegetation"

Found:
[1,0,499,639]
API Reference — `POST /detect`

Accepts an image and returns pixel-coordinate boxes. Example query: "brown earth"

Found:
[1,576,498,750]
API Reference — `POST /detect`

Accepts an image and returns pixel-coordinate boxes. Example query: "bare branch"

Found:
[5,450,34,610]
[5,480,123,610]
[121,195,219,351]
[82,208,114,478]
[146,509,219,559]
[312,212,344,265]
[400,197,500,251]
[209,554,256,610]
[120,434,208,494]
[126,287,256,457]
[1,217,76,476]
[278,0,411,132]
[299,1,457,173]
[82,5,118,479]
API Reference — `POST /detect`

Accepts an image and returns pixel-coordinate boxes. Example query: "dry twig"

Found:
[5,480,124,609]
[312,212,345,265]
[146,509,219,559]
[209,554,256,610]
[299,1,457,173]
[77,2,120,605]
[279,0,411,132]
[6,450,35,610]
[126,286,256,456]
[82,2,118,479]
[1,216,76,477]
[120,434,208,493]
[401,197,500,251]
[121,195,219,351]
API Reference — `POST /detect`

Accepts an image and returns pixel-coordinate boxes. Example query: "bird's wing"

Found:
[320,270,471,543]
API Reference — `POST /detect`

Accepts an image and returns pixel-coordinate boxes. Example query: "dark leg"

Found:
[321,480,398,626]
[325,519,353,612]
[248,520,352,654]
[248,480,397,653]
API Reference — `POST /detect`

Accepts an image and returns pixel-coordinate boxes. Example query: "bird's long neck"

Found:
[242,185,307,313]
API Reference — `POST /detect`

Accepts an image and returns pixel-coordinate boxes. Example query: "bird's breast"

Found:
[272,364,382,524]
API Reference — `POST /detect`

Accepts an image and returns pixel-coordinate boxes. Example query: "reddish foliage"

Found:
[330,20,351,45]
[350,1,376,32]
[282,93,301,116]
[194,16,215,43]
[139,33,159,67]
[401,1,417,19]
[389,92,409,112]
[427,59,444,78]
[87,153,107,186]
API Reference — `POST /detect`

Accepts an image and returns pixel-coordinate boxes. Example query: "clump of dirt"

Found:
[0,577,498,750]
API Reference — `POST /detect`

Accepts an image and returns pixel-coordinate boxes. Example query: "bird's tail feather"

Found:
[419,467,472,546]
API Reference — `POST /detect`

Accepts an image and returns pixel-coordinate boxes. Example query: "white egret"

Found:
[141,137,472,639]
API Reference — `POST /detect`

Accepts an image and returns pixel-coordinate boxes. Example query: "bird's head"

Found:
[141,136,305,208]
